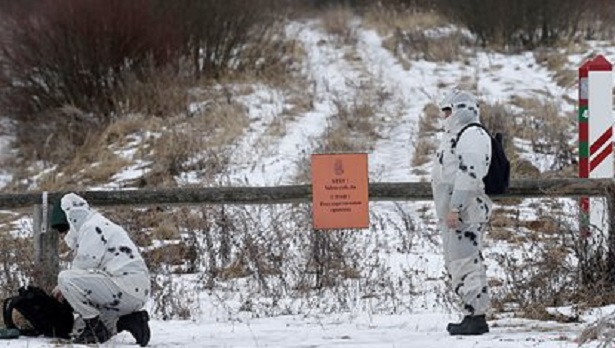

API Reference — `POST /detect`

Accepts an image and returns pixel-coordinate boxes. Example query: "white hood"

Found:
[441,89,481,133]
[61,193,93,250]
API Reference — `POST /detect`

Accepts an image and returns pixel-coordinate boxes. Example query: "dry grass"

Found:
[142,101,248,186]
[533,48,576,88]
[385,28,469,64]
[220,256,253,280]
[512,158,541,179]
[0,232,35,306]
[36,115,162,189]
[533,48,568,72]
[488,196,615,322]
[412,137,436,167]
[419,103,440,135]
[6,16,298,190]
[34,83,251,189]
[311,81,384,160]
[363,6,447,37]
[261,68,315,141]
[38,148,130,190]
[320,5,357,46]
[320,125,360,153]
[225,23,307,88]
[381,36,411,70]
[509,96,576,174]
[292,84,384,183]
[116,68,192,118]
[102,115,163,147]
[479,101,515,137]
[363,6,467,64]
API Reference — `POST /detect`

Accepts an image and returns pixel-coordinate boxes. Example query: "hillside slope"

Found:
[0,15,615,348]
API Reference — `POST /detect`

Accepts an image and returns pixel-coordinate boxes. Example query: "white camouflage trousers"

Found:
[440,222,489,316]
[58,269,147,334]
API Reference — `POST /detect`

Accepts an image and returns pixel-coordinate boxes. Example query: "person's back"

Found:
[70,207,150,298]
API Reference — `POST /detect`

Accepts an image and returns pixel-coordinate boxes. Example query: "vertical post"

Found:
[32,202,59,292]
[588,55,613,237]
[607,183,615,283]
[579,60,591,237]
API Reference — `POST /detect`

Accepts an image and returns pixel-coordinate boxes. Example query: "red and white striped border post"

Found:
[581,55,613,238]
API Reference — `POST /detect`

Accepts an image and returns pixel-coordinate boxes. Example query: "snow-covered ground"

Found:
[0,311,601,347]
[2,18,615,348]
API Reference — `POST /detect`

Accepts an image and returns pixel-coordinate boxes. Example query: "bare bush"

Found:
[151,274,198,320]
[98,200,429,319]
[435,0,591,49]
[10,106,102,169]
[0,0,286,170]
[491,199,615,321]
[510,96,576,173]
[230,22,305,86]
[579,0,615,40]
[0,0,179,118]
[0,0,183,168]
[158,0,282,80]
[0,229,34,297]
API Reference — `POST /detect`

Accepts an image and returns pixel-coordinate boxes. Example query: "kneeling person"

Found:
[51,193,151,346]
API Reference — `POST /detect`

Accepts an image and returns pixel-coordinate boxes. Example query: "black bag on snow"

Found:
[2,286,74,338]
[456,123,510,195]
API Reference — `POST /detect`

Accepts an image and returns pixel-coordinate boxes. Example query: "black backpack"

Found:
[456,123,510,195]
[2,286,74,339]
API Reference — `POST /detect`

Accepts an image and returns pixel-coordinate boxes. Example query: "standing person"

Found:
[50,193,151,345]
[431,89,492,335]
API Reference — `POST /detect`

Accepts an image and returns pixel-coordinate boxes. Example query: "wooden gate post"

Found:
[32,200,59,292]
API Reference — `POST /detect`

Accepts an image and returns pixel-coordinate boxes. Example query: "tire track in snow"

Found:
[219,86,289,185]
[356,28,577,182]
[355,28,469,183]
[222,21,364,186]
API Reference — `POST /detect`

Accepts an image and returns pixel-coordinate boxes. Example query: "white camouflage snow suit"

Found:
[55,193,150,334]
[431,90,493,316]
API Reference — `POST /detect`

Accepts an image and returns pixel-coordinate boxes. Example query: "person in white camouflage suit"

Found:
[431,89,492,335]
[50,193,151,345]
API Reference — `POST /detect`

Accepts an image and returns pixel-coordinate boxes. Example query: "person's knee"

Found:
[57,269,82,292]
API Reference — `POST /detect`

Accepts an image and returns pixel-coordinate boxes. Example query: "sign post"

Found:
[579,55,613,237]
[311,153,369,230]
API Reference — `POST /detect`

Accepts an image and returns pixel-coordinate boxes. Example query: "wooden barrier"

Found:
[3,178,613,208]
[7,178,613,289]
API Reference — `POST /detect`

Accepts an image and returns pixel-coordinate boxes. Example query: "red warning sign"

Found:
[311,153,369,230]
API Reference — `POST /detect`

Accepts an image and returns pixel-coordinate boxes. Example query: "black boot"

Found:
[117,310,150,347]
[447,315,489,335]
[73,317,112,344]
